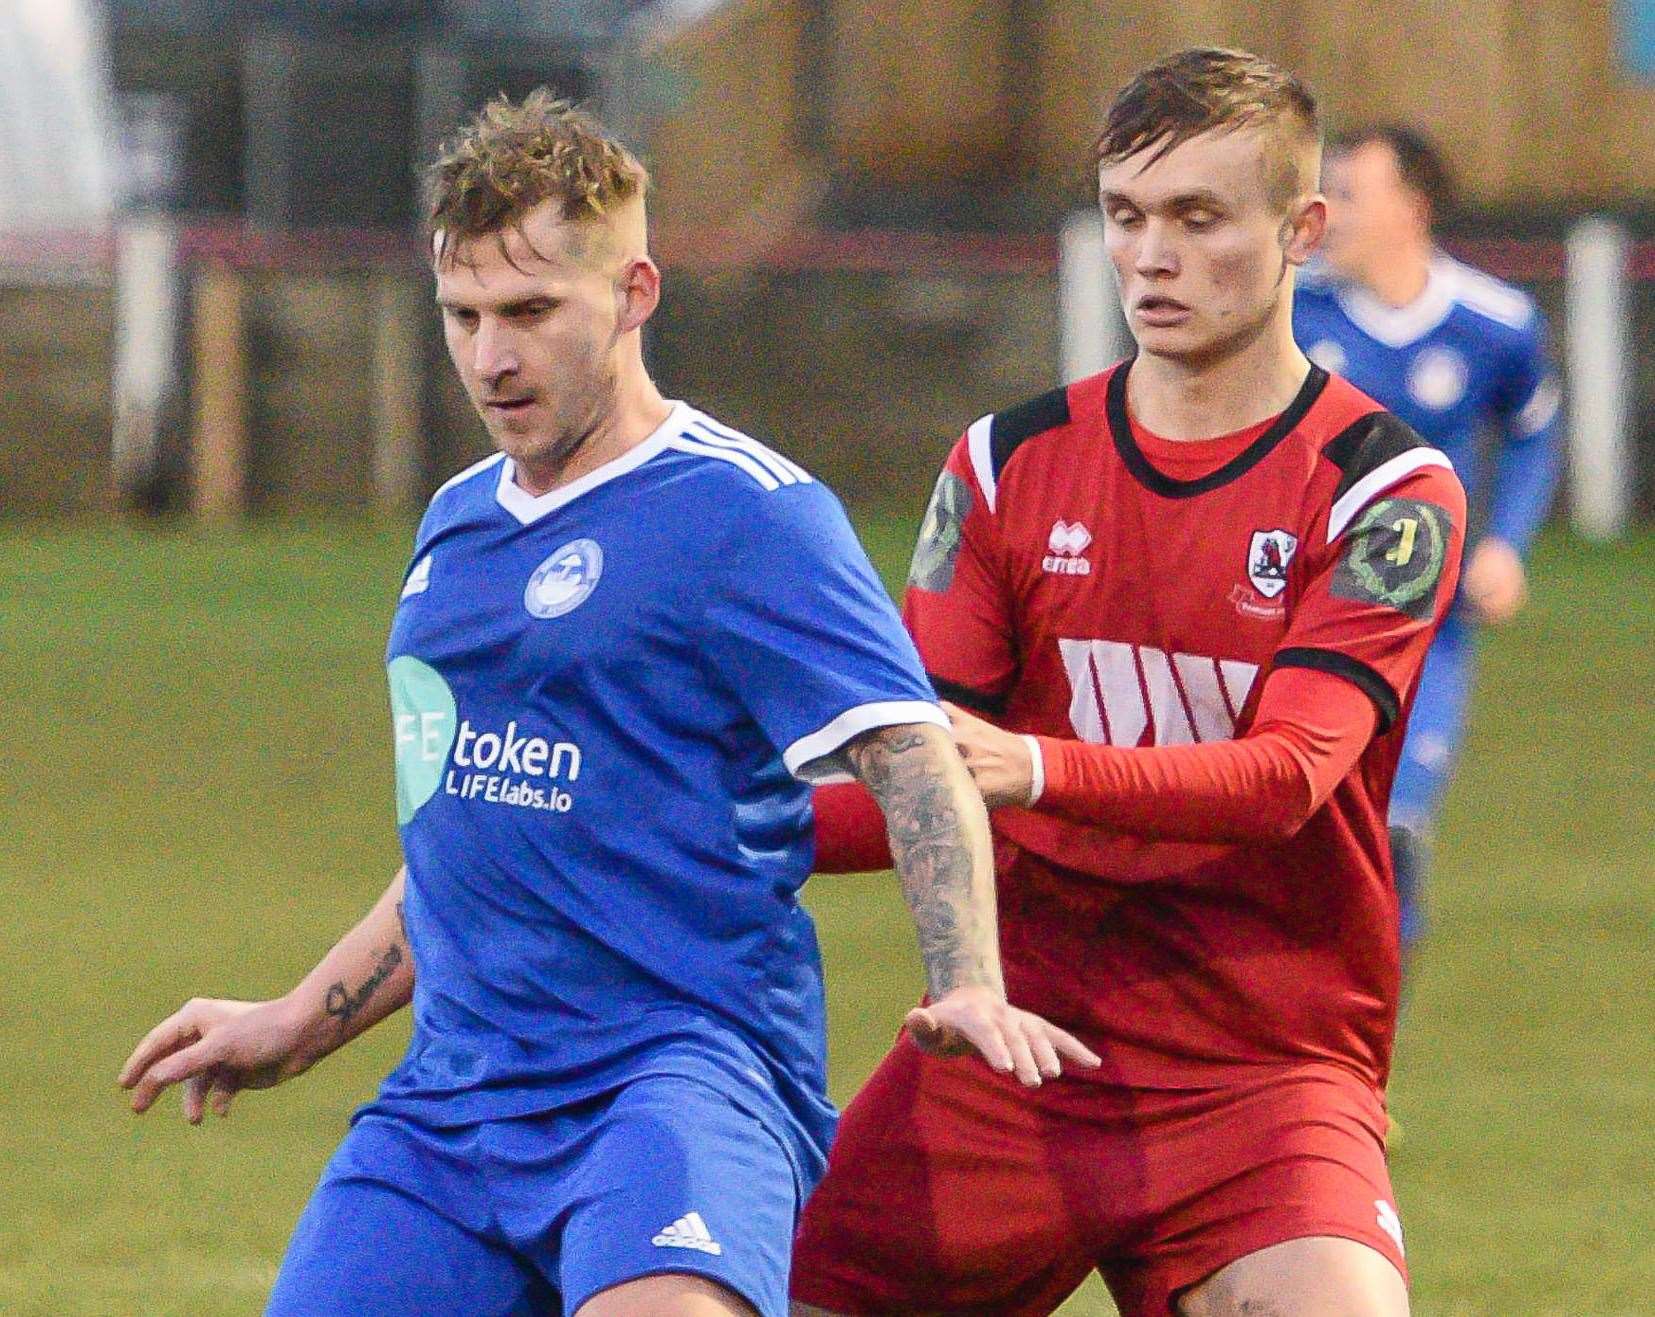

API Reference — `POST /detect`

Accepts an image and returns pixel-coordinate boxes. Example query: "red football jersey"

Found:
[905,361,1466,1088]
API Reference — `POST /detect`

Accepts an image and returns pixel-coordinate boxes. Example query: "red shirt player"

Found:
[792,49,1465,1317]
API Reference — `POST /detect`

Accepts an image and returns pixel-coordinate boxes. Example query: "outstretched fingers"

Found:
[127,1034,220,1115]
[906,1004,1047,1087]
[1000,1018,1045,1087]
[1034,1017,1102,1071]
[117,1008,201,1091]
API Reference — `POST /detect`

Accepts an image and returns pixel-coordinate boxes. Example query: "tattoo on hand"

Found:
[324,944,403,1026]
[847,726,990,996]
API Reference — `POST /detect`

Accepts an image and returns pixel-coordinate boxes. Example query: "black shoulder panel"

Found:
[1274,647,1401,733]
[926,673,1008,719]
[1323,412,1432,505]
[990,386,1071,483]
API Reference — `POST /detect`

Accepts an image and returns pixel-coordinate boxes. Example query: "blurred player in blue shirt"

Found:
[1296,125,1561,967]
[119,92,1094,1317]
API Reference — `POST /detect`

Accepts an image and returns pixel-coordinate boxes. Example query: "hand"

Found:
[1462,537,1527,626]
[905,984,1102,1086]
[943,701,1036,808]
[118,996,312,1124]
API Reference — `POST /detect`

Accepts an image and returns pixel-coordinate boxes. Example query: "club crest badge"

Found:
[525,538,604,619]
[1247,529,1298,599]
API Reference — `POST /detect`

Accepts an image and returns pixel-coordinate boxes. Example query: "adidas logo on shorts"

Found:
[652,1211,723,1256]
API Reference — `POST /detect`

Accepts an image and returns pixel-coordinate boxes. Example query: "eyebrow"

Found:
[1101,188,1228,213]
[436,293,559,315]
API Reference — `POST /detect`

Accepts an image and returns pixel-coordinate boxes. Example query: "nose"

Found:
[472,316,520,385]
[1134,219,1179,279]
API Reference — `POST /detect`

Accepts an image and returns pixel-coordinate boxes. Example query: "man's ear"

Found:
[1284,194,1327,267]
[616,257,661,333]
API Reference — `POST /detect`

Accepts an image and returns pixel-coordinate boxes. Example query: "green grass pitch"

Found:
[0,515,1647,1314]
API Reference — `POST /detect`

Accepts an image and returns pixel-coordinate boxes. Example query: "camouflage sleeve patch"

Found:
[1330,496,1454,620]
[907,469,972,592]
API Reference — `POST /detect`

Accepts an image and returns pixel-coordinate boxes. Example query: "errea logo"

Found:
[1043,520,1092,576]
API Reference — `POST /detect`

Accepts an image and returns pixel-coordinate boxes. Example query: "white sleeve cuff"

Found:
[1021,735,1045,805]
[782,700,951,783]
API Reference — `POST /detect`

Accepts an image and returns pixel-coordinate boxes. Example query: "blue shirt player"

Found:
[1296,125,1561,961]
[119,94,1097,1317]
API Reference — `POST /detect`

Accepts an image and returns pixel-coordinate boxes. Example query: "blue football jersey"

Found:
[375,402,944,1180]
[1295,255,1561,554]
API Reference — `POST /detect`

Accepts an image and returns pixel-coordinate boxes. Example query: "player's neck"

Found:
[1127,315,1311,442]
[1359,241,1433,308]
[513,356,672,496]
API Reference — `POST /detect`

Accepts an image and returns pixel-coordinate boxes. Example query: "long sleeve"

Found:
[1033,666,1376,844]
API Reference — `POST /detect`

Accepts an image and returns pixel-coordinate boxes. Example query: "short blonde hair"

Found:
[1096,48,1320,210]
[426,89,649,268]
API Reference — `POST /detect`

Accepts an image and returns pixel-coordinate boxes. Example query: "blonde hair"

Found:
[1096,48,1321,210]
[426,89,649,268]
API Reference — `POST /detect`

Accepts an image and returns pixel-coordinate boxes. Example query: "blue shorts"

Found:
[267,1074,802,1317]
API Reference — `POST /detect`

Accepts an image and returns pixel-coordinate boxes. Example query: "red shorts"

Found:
[792,1038,1406,1315]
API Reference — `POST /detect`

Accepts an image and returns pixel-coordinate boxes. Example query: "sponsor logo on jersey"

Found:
[444,718,581,813]
[389,655,582,821]
[400,553,433,600]
[1407,346,1468,410]
[910,469,971,592]
[1059,639,1258,745]
[525,538,603,618]
[1246,529,1297,599]
[1043,520,1093,575]
[1331,496,1450,620]
[389,656,458,825]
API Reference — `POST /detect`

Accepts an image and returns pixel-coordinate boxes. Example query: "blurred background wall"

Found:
[0,0,1650,518]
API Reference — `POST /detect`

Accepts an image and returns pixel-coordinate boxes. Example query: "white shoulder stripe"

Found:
[1441,257,1535,330]
[692,414,812,482]
[431,451,506,502]
[966,414,996,513]
[687,419,809,485]
[1327,449,1455,543]
[664,436,782,490]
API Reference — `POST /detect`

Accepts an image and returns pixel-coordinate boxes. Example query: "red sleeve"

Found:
[810,781,893,873]
[1034,666,1376,843]
[902,433,1017,711]
[1272,463,1467,732]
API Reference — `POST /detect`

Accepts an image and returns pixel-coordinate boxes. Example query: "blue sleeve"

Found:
[1486,317,1563,554]
[701,482,945,782]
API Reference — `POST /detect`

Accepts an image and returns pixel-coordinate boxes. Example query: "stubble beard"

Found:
[490,358,620,488]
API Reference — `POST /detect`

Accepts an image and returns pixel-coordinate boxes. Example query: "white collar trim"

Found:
[1333,255,1456,349]
[495,401,689,525]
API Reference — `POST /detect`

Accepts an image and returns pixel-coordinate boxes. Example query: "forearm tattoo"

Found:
[323,943,404,1027]
[846,726,995,996]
